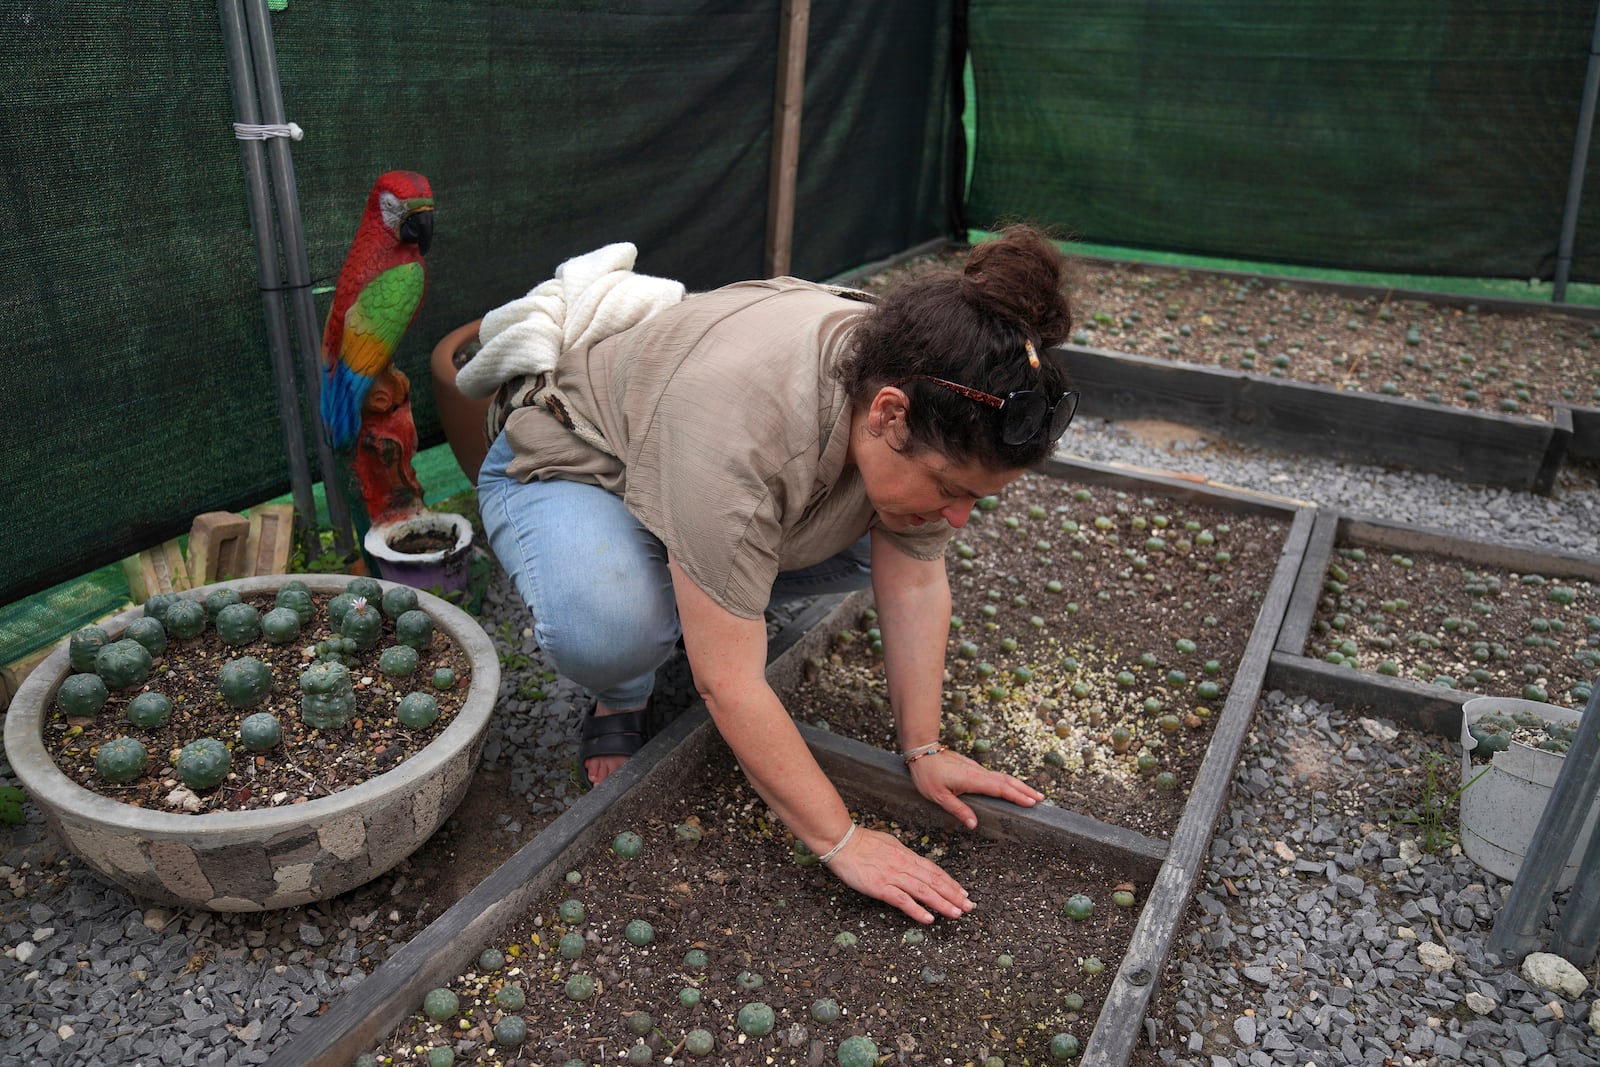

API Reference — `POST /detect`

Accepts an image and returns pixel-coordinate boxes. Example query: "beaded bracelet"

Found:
[818,822,858,865]
[903,742,948,765]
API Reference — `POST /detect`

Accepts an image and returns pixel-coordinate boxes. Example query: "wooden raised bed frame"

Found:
[271,458,1313,1067]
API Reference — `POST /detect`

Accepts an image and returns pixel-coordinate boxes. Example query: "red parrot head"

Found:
[369,170,434,255]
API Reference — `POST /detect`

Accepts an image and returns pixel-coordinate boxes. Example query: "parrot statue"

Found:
[320,170,434,526]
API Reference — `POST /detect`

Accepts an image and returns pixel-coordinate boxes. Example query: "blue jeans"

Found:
[477,432,871,708]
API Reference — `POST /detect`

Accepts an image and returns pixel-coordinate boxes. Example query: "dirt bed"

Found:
[374,739,1147,1067]
[783,470,1290,840]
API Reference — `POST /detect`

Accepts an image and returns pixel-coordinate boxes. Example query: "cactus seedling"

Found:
[239,712,283,752]
[381,585,420,619]
[204,589,242,619]
[563,973,596,1001]
[378,645,419,678]
[624,919,655,946]
[95,639,153,690]
[260,607,302,645]
[558,932,585,960]
[118,685,164,725]
[214,603,262,646]
[625,1011,653,1036]
[737,1002,776,1036]
[1064,894,1094,920]
[426,1047,454,1067]
[96,737,149,784]
[396,692,439,728]
[683,1030,715,1057]
[176,738,231,790]
[340,598,383,651]
[396,610,435,650]
[613,830,644,858]
[811,998,842,1024]
[1049,1033,1081,1060]
[274,587,314,625]
[219,656,273,709]
[683,948,710,969]
[477,948,505,972]
[164,600,206,640]
[838,1035,879,1067]
[492,1015,527,1048]
[69,625,110,673]
[124,617,167,658]
[421,987,459,1021]
[57,673,109,717]
[299,661,354,730]
[494,983,526,1011]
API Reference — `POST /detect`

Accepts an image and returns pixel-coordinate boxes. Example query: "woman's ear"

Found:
[868,385,912,441]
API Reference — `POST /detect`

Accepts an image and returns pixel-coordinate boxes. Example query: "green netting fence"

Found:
[0,1,958,663]
[966,1,1600,281]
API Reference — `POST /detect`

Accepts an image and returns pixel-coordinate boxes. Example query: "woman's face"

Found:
[850,387,1025,532]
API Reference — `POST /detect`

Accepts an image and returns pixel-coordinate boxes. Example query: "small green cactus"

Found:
[346,576,383,603]
[299,661,355,730]
[57,673,109,717]
[204,588,242,619]
[378,645,419,678]
[175,738,231,790]
[95,639,153,690]
[326,592,359,627]
[123,617,167,658]
[494,982,526,1011]
[381,585,419,620]
[239,712,283,752]
[260,607,302,644]
[96,737,149,784]
[164,600,206,640]
[838,1036,879,1067]
[811,998,841,1024]
[218,656,273,709]
[564,973,596,1001]
[736,1002,775,1037]
[683,1030,715,1058]
[274,587,315,625]
[396,692,439,728]
[1064,894,1094,920]
[623,919,654,946]
[477,948,505,972]
[395,609,435,650]
[143,593,180,624]
[492,1015,527,1049]
[126,692,173,729]
[215,603,262,646]
[431,668,456,690]
[340,598,383,651]
[69,626,110,673]
[421,987,459,1021]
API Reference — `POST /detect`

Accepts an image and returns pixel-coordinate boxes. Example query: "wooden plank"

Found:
[186,511,251,585]
[1265,652,1466,738]
[1337,515,1600,579]
[1058,345,1560,492]
[1562,402,1600,459]
[244,503,296,578]
[0,647,53,714]
[762,0,808,277]
[1276,509,1341,656]
[1081,496,1314,1067]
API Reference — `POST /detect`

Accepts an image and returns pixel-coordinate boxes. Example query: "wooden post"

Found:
[764,0,809,278]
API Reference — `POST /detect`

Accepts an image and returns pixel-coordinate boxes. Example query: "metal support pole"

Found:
[240,0,357,561]
[1487,682,1600,962]
[1550,674,1600,963]
[1553,0,1600,302]
[217,0,319,551]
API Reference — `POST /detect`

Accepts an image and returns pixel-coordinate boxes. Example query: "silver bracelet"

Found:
[818,822,858,865]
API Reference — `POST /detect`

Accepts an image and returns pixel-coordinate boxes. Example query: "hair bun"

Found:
[959,225,1072,346]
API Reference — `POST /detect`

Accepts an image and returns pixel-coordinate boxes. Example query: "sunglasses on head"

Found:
[891,375,1081,446]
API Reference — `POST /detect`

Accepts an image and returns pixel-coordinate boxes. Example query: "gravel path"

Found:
[2,417,1598,1066]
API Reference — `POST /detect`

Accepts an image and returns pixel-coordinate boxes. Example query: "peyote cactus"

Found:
[340,597,383,651]
[204,588,242,619]
[164,599,206,640]
[378,645,419,678]
[492,1016,527,1049]
[69,625,110,673]
[273,587,314,625]
[239,712,283,752]
[736,1002,775,1037]
[57,673,109,717]
[396,692,439,728]
[95,737,149,784]
[838,1036,880,1067]
[214,603,262,646]
[123,617,167,658]
[299,661,355,730]
[95,639,153,690]
[381,585,419,620]
[395,609,435,650]
[126,692,173,729]
[218,656,273,709]
[421,988,459,1021]
[143,592,180,624]
[326,592,359,627]
[175,738,231,790]
[260,607,302,644]
[346,576,383,603]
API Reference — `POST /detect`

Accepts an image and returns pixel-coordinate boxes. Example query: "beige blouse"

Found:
[502,277,954,618]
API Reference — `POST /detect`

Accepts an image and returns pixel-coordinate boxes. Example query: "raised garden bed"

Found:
[269,458,1312,1067]
[779,458,1307,843]
[1269,510,1600,737]
[849,246,1600,491]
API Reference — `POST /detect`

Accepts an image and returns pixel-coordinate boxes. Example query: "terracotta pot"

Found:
[3,574,499,911]
[429,319,492,485]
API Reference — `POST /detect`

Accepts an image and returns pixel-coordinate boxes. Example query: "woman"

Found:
[476,225,1078,923]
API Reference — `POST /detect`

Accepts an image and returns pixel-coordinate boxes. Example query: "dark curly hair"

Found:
[834,224,1075,470]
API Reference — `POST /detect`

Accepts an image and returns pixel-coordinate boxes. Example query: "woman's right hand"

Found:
[824,825,974,924]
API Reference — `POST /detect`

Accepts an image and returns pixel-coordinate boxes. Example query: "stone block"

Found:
[186,511,250,583]
[198,841,276,902]
[122,538,191,602]
[149,839,213,901]
[317,811,366,861]
[244,504,296,577]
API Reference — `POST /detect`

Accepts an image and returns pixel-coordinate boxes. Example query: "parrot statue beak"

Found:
[400,205,434,255]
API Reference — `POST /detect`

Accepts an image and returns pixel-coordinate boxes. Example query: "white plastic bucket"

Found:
[1458,695,1600,888]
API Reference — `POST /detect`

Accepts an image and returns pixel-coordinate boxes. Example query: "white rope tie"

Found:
[232,121,304,141]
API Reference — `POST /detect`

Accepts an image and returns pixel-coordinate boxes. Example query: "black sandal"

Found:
[577,705,650,787]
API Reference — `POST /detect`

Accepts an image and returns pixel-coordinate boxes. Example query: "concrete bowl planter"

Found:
[2,574,499,912]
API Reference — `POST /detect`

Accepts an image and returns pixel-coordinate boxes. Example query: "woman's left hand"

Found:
[908,748,1044,830]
